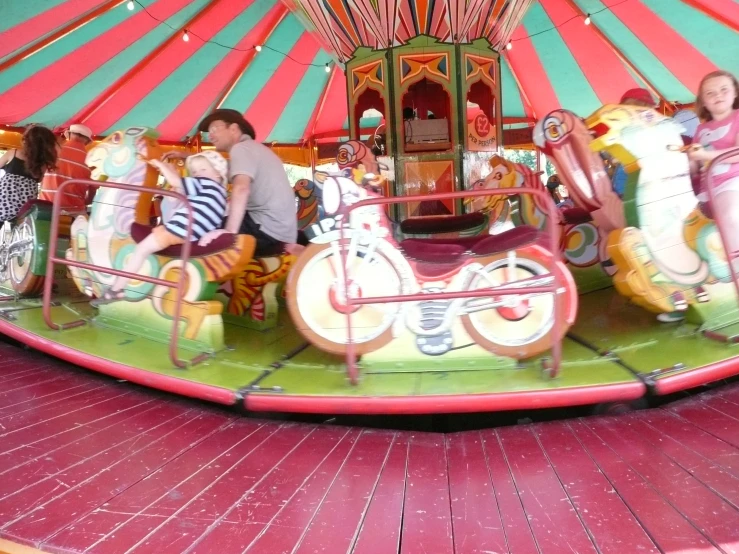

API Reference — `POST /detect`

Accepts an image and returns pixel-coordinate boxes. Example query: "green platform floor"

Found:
[2,286,739,404]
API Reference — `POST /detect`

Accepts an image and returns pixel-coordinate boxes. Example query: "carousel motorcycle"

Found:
[286,171,578,361]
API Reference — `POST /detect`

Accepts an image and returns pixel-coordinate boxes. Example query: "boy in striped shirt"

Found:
[92,151,228,305]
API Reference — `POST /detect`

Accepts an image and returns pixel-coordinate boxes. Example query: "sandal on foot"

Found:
[91,288,127,307]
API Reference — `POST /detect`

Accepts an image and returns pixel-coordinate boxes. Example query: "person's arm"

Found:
[223,174,250,233]
[148,159,183,192]
[0,149,15,168]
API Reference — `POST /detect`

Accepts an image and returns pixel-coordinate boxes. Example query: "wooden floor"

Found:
[2,341,739,554]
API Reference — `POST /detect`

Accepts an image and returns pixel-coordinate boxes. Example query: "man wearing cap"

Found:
[165,109,296,256]
[40,124,94,213]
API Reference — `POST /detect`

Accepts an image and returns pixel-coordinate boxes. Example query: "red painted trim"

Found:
[654,355,739,396]
[681,0,739,33]
[0,319,237,406]
[505,27,560,119]
[73,0,230,131]
[0,0,122,72]
[157,4,287,140]
[609,0,717,93]
[0,0,192,123]
[244,382,646,414]
[539,0,638,105]
[244,33,320,140]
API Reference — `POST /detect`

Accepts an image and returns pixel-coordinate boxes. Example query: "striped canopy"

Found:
[0,0,736,145]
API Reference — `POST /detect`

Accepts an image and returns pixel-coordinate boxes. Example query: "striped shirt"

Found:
[165,177,227,241]
[40,139,92,211]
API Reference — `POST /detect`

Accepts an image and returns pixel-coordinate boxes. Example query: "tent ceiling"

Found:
[0,0,736,144]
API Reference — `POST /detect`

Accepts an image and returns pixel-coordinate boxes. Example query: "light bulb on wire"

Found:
[182,30,190,42]
[506,42,512,50]
[584,13,591,25]
[126,0,134,10]
[255,45,262,52]
[325,63,331,73]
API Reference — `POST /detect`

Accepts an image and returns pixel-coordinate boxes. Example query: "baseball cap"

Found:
[68,124,93,140]
[198,109,256,139]
[619,88,656,107]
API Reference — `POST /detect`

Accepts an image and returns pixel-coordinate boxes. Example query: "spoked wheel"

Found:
[286,241,404,356]
[0,222,12,285]
[9,218,43,296]
[461,249,577,359]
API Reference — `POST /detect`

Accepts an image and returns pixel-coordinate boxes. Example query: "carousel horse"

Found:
[463,156,608,291]
[536,105,729,316]
[66,127,255,348]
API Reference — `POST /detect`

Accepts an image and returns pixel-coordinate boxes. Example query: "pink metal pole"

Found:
[42,178,207,369]
[340,185,564,382]
[702,147,739,306]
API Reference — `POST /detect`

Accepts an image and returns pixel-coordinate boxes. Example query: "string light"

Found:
[510,0,631,44]
[325,63,331,73]
[124,0,331,68]
[506,42,512,50]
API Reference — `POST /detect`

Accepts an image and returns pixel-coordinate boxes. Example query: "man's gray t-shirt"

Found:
[228,136,297,244]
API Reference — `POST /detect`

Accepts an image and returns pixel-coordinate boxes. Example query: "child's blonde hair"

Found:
[696,70,739,122]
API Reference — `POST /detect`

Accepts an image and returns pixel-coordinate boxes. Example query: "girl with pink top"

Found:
[689,70,739,262]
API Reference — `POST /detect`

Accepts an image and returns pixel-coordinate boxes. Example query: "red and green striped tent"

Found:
[0,0,736,144]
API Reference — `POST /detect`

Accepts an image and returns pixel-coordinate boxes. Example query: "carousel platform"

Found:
[1,286,739,415]
[2,338,739,553]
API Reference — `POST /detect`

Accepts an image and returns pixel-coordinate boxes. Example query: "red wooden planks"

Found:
[579,416,739,552]
[2,410,230,545]
[446,431,507,554]
[185,425,353,554]
[351,434,408,554]
[124,424,317,554]
[291,430,396,554]
[400,433,454,554]
[241,428,361,553]
[534,422,660,553]
[497,425,598,554]
[480,429,539,554]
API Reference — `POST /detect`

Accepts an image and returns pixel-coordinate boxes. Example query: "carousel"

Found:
[1,0,738,414]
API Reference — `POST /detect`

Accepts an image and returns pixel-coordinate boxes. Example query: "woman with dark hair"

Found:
[0,125,59,223]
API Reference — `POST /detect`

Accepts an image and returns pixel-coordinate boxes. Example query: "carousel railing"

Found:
[338,186,565,384]
[703,146,739,314]
[42,178,209,369]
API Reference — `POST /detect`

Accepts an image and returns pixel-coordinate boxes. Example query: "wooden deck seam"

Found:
[576,419,727,553]
[252,428,365,554]
[565,420,667,554]
[664,404,739,449]
[493,430,543,554]
[442,434,457,554]
[0,382,111,418]
[530,425,604,554]
[0,407,204,536]
[638,413,739,481]
[76,419,261,553]
[347,432,398,554]
[121,421,287,554]
[0,397,162,482]
[479,429,512,554]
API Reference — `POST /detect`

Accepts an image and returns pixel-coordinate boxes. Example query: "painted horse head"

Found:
[85,127,163,237]
[337,140,379,174]
[294,178,324,230]
[534,109,625,231]
[86,127,161,186]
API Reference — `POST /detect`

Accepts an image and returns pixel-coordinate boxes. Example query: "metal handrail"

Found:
[702,146,739,306]
[338,185,565,384]
[42,178,209,369]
